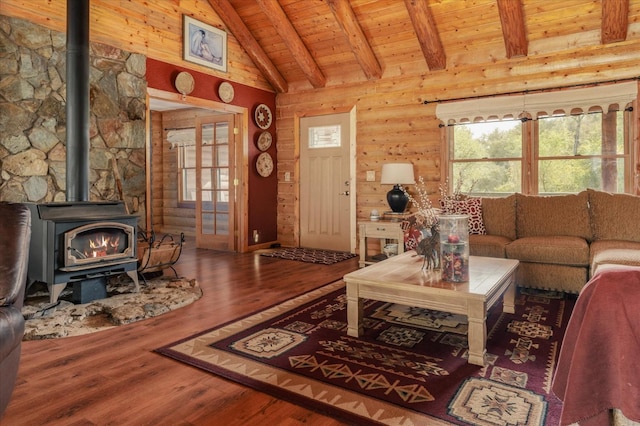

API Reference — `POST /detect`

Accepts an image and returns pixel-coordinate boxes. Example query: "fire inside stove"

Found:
[86,233,121,257]
[65,221,135,268]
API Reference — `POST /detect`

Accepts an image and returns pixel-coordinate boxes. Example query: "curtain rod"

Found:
[422,76,640,105]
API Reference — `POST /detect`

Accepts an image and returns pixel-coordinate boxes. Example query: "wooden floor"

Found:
[3,240,360,425]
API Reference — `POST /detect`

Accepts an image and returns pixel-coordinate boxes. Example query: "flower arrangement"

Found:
[403,177,440,269]
[403,176,439,228]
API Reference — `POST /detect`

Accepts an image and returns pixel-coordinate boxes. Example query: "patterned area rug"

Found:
[157,281,575,425]
[260,247,357,265]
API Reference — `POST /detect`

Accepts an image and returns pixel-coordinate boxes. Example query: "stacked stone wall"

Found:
[0,15,147,217]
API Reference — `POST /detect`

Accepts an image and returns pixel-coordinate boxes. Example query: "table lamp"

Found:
[380,163,415,213]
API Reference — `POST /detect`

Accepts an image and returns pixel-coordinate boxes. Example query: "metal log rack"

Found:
[137,229,185,283]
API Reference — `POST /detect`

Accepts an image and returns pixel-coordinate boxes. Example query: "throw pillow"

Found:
[440,197,486,235]
[401,215,422,251]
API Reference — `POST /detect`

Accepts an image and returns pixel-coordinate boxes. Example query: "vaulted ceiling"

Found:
[205,0,635,93]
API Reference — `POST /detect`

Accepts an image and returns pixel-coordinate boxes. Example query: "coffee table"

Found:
[343,251,519,366]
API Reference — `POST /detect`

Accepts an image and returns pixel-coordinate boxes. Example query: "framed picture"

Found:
[183,15,227,72]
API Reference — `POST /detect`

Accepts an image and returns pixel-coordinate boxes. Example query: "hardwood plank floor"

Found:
[2,240,360,425]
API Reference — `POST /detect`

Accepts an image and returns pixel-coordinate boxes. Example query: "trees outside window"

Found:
[448,106,630,195]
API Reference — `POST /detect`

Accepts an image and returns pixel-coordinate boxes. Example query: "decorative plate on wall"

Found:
[218,81,234,103]
[254,103,272,130]
[257,131,272,151]
[174,71,195,96]
[256,152,274,177]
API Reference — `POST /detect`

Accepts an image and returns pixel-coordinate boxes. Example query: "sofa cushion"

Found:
[588,189,640,243]
[469,234,511,258]
[505,236,589,266]
[440,197,486,235]
[516,192,591,240]
[589,240,640,276]
[481,194,516,240]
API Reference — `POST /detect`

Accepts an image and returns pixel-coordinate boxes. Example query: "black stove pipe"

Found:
[66,0,90,202]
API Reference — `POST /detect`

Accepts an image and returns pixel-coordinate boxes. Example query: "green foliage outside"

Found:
[452,111,625,195]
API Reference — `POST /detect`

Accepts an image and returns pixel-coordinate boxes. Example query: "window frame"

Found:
[442,104,636,196]
[177,141,197,208]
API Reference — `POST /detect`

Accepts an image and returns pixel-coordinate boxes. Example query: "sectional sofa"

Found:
[466,189,640,293]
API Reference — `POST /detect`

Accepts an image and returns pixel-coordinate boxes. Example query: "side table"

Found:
[358,220,405,267]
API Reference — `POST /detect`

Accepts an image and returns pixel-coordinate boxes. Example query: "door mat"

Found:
[260,247,357,265]
[157,280,575,425]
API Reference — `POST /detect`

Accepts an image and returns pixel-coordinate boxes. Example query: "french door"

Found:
[195,114,235,250]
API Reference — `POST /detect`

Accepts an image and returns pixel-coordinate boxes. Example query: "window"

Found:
[308,125,341,148]
[178,143,197,202]
[451,120,523,195]
[167,125,230,206]
[438,82,637,195]
[167,128,198,204]
[536,110,626,193]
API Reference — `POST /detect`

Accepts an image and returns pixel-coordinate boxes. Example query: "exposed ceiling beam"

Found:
[326,0,383,80]
[497,0,528,58]
[206,0,288,93]
[601,0,629,44]
[255,0,326,88]
[403,0,446,71]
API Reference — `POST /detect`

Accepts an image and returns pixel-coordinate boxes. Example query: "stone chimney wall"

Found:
[0,15,147,216]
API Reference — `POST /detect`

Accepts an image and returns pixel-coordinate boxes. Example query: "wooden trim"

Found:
[144,93,152,231]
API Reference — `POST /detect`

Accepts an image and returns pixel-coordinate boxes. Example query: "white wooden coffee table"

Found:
[343,251,519,366]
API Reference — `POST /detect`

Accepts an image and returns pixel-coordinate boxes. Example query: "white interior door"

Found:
[300,113,354,252]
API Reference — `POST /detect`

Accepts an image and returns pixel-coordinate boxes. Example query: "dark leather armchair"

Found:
[0,202,31,418]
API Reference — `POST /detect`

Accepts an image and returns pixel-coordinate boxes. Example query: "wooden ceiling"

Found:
[206,0,636,93]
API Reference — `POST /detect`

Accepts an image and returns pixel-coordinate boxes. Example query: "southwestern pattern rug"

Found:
[260,247,357,265]
[157,280,575,425]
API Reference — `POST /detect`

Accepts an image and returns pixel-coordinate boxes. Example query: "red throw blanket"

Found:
[552,265,640,425]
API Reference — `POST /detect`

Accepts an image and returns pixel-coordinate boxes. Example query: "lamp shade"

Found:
[380,163,415,185]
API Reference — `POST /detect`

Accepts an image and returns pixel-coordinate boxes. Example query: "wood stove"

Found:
[27,201,139,303]
[23,1,142,304]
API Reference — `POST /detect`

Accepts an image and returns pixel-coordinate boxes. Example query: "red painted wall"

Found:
[146,58,277,248]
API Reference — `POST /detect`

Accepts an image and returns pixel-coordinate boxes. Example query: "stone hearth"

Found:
[22,275,201,340]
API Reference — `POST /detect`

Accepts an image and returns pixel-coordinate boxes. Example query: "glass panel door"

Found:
[196,115,235,250]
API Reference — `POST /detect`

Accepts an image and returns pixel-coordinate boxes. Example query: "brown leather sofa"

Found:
[0,202,31,418]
